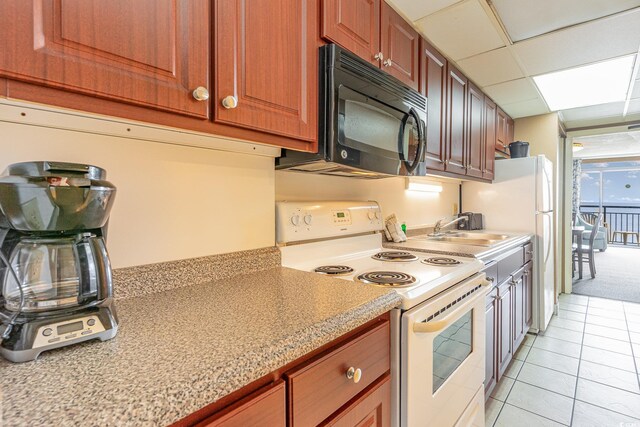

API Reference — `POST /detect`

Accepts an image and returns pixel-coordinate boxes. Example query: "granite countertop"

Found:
[385,230,533,260]
[0,267,401,426]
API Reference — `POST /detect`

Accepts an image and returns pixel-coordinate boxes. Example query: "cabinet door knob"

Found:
[221,95,238,109]
[346,367,362,383]
[526,250,534,255]
[192,86,210,101]
[374,52,384,61]
[383,59,393,67]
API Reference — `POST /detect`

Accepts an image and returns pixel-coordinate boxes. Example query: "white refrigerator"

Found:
[462,155,555,332]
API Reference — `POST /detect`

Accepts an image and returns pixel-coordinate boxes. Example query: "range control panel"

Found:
[276,201,383,244]
[32,315,106,349]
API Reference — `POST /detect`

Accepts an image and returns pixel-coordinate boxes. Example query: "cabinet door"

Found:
[326,375,391,427]
[512,270,525,350]
[215,0,318,141]
[485,288,498,399]
[322,0,381,66]
[496,107,508,153]
[420,39,447,171]
[445,64,467,175]
[0,0,209,118]
[380,2,419,90]
[506,116,515,146]
[466,82,484,178]
[198,381,286,427]
[497,280,513,379]
[483,97,497,180]
[524,261,533,328]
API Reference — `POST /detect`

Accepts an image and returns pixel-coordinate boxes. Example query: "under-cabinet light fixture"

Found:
[533,55,635,111]
[405,178,443,193]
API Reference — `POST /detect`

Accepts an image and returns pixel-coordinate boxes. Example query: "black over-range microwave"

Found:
[276,44,427,178]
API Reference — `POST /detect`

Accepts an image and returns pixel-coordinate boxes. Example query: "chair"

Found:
[573,213,602,279]
[574,213,608,252]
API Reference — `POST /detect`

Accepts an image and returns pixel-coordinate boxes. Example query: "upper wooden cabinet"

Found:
[496,107,509,153]
[483,97,497,180]
[215,0,318,141]
[420,39,446,171]
[321,1,419,90]
[445,63,467,175]
[321,0,381,66]
[0,0,210,118]
[466,82,484,179]
[380,3,420,90]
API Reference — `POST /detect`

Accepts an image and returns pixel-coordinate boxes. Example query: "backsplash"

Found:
[112,247,281,299]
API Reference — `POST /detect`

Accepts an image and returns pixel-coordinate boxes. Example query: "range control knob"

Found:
[291,215,300,226]
[304,214,312,225]
[367,211,375,220]
[87,319,96,327]
[42,328,53,337]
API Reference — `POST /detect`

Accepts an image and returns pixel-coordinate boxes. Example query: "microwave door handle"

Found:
[412,277,491,334]
[399,107,425,174]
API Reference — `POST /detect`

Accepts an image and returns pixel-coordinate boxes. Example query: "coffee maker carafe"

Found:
[0,161,118,362]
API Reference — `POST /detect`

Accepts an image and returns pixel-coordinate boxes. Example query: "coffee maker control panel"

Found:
[32,315,106,349]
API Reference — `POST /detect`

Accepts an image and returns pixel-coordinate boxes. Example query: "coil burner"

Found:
[313,265,355,276]
[421,257,462,266]
[355,271,418,288]
[372,251,419,262]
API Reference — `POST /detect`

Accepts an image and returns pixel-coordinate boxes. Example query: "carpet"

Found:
[572,245,640,303]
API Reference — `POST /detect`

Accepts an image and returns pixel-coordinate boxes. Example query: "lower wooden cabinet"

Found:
[325,375,391,427]
[184,315,391,427]
[196,381,286,427]
[485,241,534,398]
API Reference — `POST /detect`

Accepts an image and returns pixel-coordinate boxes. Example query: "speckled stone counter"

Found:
[0,267,400,426]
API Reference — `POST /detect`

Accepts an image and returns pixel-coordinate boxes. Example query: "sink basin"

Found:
[447,232,511,241]
[427,236,496,246]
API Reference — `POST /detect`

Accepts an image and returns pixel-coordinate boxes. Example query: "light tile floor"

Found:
[486,293,640,427]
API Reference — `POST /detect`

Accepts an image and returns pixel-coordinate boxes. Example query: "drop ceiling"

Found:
[387,0,640,129]
[573,130,640,159]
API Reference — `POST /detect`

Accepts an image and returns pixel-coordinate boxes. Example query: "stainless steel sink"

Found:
[447,232,511,241]
[427,236,496,246]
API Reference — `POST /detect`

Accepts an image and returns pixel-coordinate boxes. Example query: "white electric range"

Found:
[277,201,490,427]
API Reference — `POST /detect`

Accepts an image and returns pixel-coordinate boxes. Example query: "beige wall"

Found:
[0,121,276,268]
[514,113,564,298]
[276,171,460,229]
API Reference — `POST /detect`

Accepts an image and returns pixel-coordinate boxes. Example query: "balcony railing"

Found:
[580,204,640,244]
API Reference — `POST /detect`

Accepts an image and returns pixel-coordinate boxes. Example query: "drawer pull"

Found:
[346,367,362,384]
[526,250,533,255]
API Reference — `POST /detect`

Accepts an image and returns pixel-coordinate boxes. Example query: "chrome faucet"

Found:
[430,216,469,236]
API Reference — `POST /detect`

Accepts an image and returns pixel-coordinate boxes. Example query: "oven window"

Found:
[432,310,473,393]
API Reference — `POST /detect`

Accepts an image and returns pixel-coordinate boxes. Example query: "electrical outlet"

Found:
[452,203,458,215]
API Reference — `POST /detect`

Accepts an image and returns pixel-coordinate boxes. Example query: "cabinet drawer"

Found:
[197,381,285,427]
[483,262,498,291]
[497,247,523,284]
[287,321,390,426]
[524,241,533,263]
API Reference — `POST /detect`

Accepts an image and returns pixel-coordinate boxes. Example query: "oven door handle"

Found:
[412,278,491,334]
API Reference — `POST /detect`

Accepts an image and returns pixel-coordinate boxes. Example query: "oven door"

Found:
[401,273,489,427]
[335,85,425,176]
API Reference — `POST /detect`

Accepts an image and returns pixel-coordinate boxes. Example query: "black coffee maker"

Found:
[0,161,119,362]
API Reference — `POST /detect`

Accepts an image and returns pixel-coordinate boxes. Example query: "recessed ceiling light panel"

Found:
[533,55,635,111]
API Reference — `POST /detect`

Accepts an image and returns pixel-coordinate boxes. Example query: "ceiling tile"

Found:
[512,9,640,75]
[631,78,640,98]
[500,97,549,118]
[492,0,640,42]
[483,78,540,105]
[386,0,463,21]
[561,101,626,122]
[627,98,640,114]
[415,0,505,61]
[457,48,524,86]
